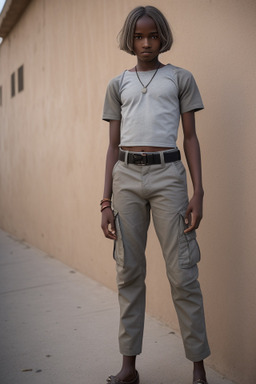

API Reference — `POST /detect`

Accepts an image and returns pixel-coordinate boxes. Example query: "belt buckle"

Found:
[133,153,148,165]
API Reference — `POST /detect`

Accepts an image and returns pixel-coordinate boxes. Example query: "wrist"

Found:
[100,197,111,205]
[101,205,112,213]
[100,197,112,213]
[194,188,204,197]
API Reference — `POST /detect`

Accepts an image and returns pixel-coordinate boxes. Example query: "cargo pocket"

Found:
[113,212,125,267]
[178,212,201,269]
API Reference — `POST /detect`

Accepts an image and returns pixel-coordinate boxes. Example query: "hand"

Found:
[101,207,117,240]
[184,192,203,233]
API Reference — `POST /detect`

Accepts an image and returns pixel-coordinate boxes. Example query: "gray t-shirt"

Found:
[102,64,204,147]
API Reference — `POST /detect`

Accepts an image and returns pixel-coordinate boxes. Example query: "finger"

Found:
[103,228,116,240]
[102,227,110,238]
[184,214,201,233]
[107,224,116,239]
[102,224,116,239]
[109,220,116,235]
[184,224,195,233]
[101,210,116,238]
[185,205,192,225]
[183,210,193,233]
[184,212,191,227]
[107,231,117,240]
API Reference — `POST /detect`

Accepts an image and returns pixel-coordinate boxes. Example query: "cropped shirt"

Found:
[102,64,204,147]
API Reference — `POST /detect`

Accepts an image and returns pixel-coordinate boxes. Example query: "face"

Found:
[133,15,161,62]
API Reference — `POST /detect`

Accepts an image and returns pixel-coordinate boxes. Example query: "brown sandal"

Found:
[106,370,139,384]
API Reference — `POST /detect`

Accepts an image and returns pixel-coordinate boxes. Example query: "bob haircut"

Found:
[118,6,173,55]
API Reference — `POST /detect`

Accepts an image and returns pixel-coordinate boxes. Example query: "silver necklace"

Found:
[135,64,160,94]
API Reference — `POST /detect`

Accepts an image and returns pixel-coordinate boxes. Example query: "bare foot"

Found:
[111,355,137,382]
[114,368,137,382]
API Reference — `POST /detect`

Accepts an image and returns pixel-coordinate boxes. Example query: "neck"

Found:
[136,58,162,71]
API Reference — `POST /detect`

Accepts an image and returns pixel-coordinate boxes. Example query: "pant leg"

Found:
[149,159,211,361]
[112,160,150,356]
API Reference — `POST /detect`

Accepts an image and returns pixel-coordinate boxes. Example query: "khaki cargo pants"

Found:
[112,149,210,362]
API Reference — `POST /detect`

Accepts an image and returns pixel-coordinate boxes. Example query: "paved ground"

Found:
[0,229,235,384]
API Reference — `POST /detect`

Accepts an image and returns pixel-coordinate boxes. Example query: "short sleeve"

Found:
[102,76,122,122]
[177,69,204,114]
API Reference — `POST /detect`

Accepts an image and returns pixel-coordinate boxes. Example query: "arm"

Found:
[181,111,204,233]
[101,120,120,240]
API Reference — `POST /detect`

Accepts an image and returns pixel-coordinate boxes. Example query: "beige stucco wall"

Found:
[0,1,256,382]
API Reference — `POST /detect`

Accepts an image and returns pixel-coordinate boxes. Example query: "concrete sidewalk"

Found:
[0,229,235,384]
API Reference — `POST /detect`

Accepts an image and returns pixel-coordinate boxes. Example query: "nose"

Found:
[142,38,150,48]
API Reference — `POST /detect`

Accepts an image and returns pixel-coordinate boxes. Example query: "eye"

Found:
[134,36,142,40]
[151,35,159,39]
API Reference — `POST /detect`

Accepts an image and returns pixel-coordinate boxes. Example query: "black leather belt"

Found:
[119,150,181,165]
